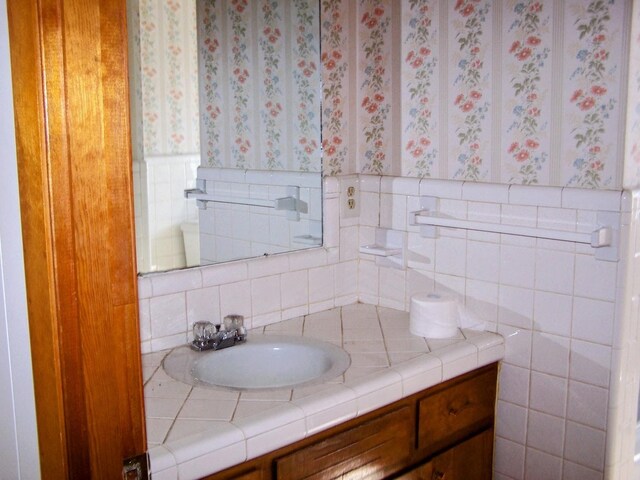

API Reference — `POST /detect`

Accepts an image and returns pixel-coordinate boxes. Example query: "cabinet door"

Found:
[275,406,413,480]
[417,368,496,454]
[397,429,493,480]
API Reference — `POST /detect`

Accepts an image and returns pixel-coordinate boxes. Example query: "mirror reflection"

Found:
[129,0,322,274]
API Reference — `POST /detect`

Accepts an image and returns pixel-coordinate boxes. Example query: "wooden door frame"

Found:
[7,0,146,477]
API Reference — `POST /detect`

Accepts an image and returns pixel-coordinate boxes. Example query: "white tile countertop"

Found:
[143,303,504,480]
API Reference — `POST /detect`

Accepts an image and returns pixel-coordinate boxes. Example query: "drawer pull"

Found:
[432,470,445,480]
[448,399,471,417]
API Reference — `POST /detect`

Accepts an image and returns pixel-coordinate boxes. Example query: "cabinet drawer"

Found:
[275,406,413,480]
[396,428,494,480]
[417,368,496,453]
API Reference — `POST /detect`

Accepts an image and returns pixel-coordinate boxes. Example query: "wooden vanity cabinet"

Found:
[204,363,498,480]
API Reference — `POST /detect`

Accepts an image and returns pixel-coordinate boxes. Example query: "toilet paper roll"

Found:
[410,293,459,338]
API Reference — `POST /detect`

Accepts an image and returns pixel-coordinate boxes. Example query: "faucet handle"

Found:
[224,314,244,330]
[193,321,215,344]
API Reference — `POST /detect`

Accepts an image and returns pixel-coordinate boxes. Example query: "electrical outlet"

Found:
[340,176,360,219]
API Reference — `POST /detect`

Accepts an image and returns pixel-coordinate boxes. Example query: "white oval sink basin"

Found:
[163,335,351,390]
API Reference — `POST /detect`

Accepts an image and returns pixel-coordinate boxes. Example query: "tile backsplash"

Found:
[139,175,639,479]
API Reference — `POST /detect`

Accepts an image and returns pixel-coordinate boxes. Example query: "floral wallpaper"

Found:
[323,0,630,189]
[321,0,350,175]
[450,0,493,181]
[562,0,623,188]
[134,0,633,188]
[401,0,439,178]
[358,0,393,175]
[623,0,640,188]
[138,0,199,156]
[503,0,552,185]
[198,0,321,172]
[198,0,223,167]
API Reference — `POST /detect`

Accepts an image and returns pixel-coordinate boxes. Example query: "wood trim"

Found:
[7,0,146,477]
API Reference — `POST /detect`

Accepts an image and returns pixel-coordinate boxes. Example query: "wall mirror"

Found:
[128,0,323,274]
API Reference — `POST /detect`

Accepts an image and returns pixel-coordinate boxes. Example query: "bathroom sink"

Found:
[162,335,351,390]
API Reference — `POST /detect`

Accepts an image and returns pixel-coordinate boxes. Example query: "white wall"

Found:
[0,1,41,477]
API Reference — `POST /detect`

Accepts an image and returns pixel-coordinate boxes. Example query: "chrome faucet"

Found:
[191,315,247,351]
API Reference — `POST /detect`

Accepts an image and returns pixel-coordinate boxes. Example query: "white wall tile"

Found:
[251,276,281,316]
[501,204,537,227]
[219,281,251,319]
[324,197,340,247]
[358,260,379,303]
[334,261,358,299]
[466,241,500,282]
[564,421,606,471]
[498,363,530,407]
[438,199,467,219]
[533,291,572,337]
[529,371,567,418]
[573,255,618,302]
[405,268,435,301]
[139,299,152,341]
[498,325,532,369]
[435,237,466,276]
[419,178,463,199]
[150,293,187,338]
[288,248,327,271]
[252,311,282,328]
[150,333,187,352]
[531,332,570,377]
[498,285,534,329]
[359,191,380,227]
[465,280,499,325]
[561,189,621,211]
[380,176,419,195]
[201,262,248,287]
[152,269,202,296]
[525,448,563,480]
[462,182,510,203]
[526,410,565,457]
[509,185,562,207]
[339,226,359,261]
[280,270,309,310]
[247,255,289,279]
[496,400,528,444]
[138,277,153,299]
[406,233,435,271]
[467,201,501,223]
[572,297,615,345]
[308,265,335,304]
[537,207,577,232]
[378,267,406,310]
[494,437,525,479]
[186,286,221,324]
[567,380,608,430]
[379,194,407,230]
[569,340,611,388]
[562,461,604,480]
[358,175,380,193]
[500,245,535,289]
[535,249,575,295]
